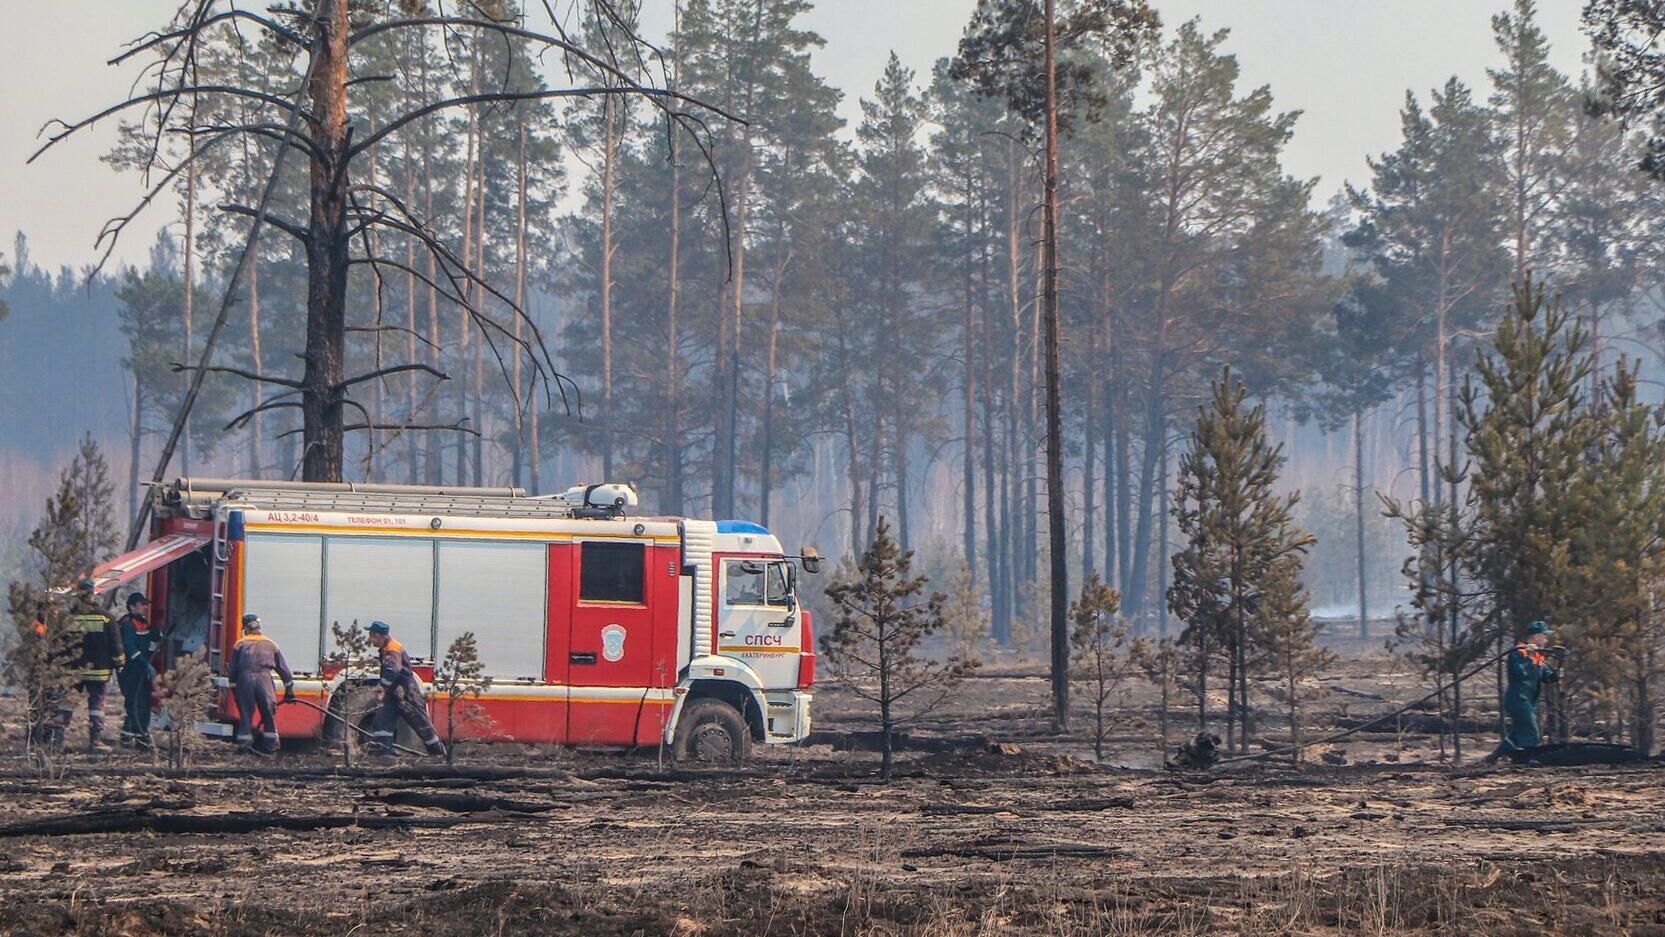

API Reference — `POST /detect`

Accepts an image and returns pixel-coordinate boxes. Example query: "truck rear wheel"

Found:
[673,698,752,766]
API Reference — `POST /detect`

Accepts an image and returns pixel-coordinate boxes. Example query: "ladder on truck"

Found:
[161,478,633,522]
[206,509,231,673]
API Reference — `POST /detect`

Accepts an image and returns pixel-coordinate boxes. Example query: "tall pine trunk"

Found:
[1355,409,1368,639]
[1042,0,1068,729]
[600,94,618,481]
[299,0,351,482]
[181,144,196,476]
[512,116,530,489]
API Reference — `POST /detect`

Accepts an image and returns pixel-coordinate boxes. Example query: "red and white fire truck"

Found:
[85,478,818,762]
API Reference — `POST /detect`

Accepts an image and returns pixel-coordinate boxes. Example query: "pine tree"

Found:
[1168,366,1314,753]
[4,439,118,757]
[940,563,990,661]
[1257,554,1330,761]
[852,54,941,551]
[1585,0,1665,180]
[1384,277,1596,760]
[1488,0,1573,278]
[435,630,494,765]
[1564,361,1665,752]
[821,517,974,780]
[1069,571,1132,761]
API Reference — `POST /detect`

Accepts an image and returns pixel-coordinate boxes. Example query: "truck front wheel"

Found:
[672,698,752,766]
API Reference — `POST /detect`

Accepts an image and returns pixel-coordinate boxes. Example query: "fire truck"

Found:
[84,478,818,762]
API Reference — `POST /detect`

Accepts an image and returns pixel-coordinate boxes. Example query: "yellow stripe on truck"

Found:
[717,645,801,655]
[244,522,678,544]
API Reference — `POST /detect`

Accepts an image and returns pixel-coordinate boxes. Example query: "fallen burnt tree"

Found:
[366,789,569,814]
[0,805,540,838]
[803,730,1000,753]
[1491,742,1654,767]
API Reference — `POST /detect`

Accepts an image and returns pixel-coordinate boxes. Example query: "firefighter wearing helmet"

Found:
[367,620,446,757]
[1490,620,1560,759]
[229,613,294,754]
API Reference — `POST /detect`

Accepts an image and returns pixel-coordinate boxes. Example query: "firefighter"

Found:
[1491,620,1559,758]
[228,614,295,754]
[54,595,122,751]
[367,620,446,757]
[116,592,158,748]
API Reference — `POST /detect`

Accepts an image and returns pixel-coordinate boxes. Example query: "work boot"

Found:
[425,740,447,758]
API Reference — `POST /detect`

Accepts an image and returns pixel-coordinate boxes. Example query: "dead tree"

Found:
[33,0,736,495]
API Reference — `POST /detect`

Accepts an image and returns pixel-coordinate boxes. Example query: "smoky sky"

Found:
[0,0,1586,272]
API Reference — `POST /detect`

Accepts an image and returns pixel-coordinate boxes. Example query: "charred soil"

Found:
[1,649,1663,936]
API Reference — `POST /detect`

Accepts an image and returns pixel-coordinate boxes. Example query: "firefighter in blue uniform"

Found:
[1492,620,1559,758]
[116,593,157,748]
[367,620,446,757]
[228,613,295,754]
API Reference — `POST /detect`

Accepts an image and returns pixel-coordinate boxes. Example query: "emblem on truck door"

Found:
[601,624,627,662]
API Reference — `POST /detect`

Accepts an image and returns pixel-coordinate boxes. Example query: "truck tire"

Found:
[673,698,752,766]
[325,686,417,751]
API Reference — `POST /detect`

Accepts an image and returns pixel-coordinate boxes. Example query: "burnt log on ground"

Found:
[1041,796,1137,811]
[1493,742,1653,767]
[0,807,536,838]
[802,730,999,753]
[1331,713,1493,734]
[900,843,1121,861]
[366,789,569,814]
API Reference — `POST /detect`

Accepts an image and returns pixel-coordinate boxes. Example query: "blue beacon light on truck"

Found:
[716,520,770,535]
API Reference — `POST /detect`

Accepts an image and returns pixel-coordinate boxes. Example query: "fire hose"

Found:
[1216,644,1538,766]
[280,695,429,758]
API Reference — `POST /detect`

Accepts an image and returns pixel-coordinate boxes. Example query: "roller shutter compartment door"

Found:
[435,540,547,680]
[323,537,435,659]
[241,534,324,673]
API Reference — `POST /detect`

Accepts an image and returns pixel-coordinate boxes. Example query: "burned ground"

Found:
[1,646,1663,936]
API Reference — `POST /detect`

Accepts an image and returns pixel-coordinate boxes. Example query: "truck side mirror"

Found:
[801,547,822,575]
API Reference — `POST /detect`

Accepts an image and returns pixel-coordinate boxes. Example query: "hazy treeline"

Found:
[2,0,1660,640]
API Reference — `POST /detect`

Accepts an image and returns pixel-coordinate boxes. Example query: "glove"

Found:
[283,685,296,703]
[1542,669,1559,684]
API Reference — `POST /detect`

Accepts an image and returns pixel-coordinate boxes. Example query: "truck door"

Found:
[567,540,656,744]
[715,558,800,688]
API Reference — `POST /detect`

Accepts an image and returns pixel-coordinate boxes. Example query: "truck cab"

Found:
[668,520,816,762]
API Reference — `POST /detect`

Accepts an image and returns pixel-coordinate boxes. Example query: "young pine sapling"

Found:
[434,631,494,766]
[822,518,976,780]
[1069,572,1134,762]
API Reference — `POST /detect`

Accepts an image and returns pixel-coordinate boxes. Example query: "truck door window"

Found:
[580,541,645,603]
[725,562,766,606]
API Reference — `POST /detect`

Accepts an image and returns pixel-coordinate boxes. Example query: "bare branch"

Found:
[170,363,304,389]
[346,324,440,351]
[30,85,307,163]
[334,364,450,393]
[220,204,311,245]
[223,395,302,432]
[112,10,307,67]
[276,421,480,439]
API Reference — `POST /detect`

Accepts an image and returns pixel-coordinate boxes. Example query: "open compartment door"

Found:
[82,533,211,596]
